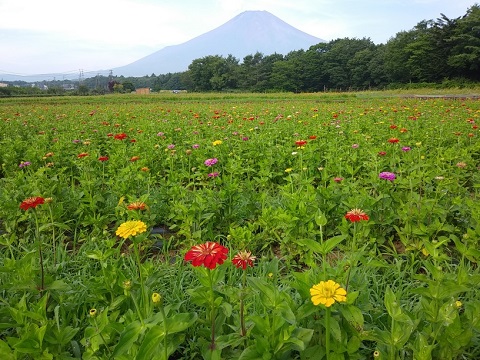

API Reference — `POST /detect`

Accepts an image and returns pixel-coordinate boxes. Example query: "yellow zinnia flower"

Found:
[115,220,147,239]
[212,140,223,146]
[310,280,347,307]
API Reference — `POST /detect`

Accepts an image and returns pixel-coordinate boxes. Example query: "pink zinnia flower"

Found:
[379,172,396,181]
[204,158,218,167]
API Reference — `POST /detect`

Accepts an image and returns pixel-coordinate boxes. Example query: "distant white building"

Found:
[0,83,8,87]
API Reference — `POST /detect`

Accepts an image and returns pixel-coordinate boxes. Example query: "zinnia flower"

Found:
[98,156,109,162]
[77,152,89,158]
[345,208,369,222]
[456,162,467,168]
[232,250,256,270]
[295,140,307,147]
[20,196,45,211]
[127,201,147,211]
[115,220,147,239]
[212,140,223,146]
[401,146,411,152]
[351,144,359,148]
[379,172,396,181]
[114,133,127,140]
[334,177,344,183]
[310,280,347,307]
[184,241,228,269]
[378,151,387,156]
[204,158,218,167]
[388,137,399,144]
[19,161,31,168]
[208,172,220,178]
[130,156,140,162]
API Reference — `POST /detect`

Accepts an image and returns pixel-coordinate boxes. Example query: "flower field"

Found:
[1,92,479,359]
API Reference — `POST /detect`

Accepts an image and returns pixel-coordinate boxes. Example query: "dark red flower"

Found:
[114,133,127,140]
[98,156,109,162]
[378,151,387,156]
[232,250,256,270]
[295,140,307,147]
[388,137,399,144]
[184,241,229,269]
[20,196,45,211]
[345,209,369,222]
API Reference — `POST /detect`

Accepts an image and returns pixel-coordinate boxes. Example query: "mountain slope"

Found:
[113,10,324,77]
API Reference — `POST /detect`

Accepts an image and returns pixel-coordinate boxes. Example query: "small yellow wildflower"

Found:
[212,140,223,146]
[152,292,162,304]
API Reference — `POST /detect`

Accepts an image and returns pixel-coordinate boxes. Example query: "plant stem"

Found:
[208,268,216,350]
[33,210,44,292]
[325,307,331,360]
[133,242,145,308]
[240,269,247,337]
[159,304,169,360]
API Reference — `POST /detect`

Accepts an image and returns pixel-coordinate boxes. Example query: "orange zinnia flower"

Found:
[130,156,140,162]
[345,208,369,222]
[184,241,229,269]
[20,196,45,211]
[127,201,147,211]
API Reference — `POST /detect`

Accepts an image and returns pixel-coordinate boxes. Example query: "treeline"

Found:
[180,4,480,92]
[2,4,479,96]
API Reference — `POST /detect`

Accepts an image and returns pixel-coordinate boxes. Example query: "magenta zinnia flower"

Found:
[379,172,396,181]
[204,158,218,167]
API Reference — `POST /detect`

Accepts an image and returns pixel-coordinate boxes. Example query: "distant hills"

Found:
[113,10,324,77]
[1,10,324,82]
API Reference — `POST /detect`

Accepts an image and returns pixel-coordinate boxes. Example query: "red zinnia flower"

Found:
[20,196,45,211]
[184,241,229,269]
[232,250,256,270]
[77,152,89,158]
[98,156,109,162]
[345,208,369,222]
[378,151,387,156]
[114,133,127,140]
[388,137,399,144]
[309,135,317,140]
[295,140,307,147]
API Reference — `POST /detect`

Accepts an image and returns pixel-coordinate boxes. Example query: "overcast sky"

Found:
[0,0,476,77]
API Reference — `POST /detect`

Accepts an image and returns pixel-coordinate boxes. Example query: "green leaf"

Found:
[0,339,15,360]
[384,287,403,321]
[340,305,364,330]
[112,320,144,357]
[167,313,198,334]
[319,235,346,254]
[239,346,266,360]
